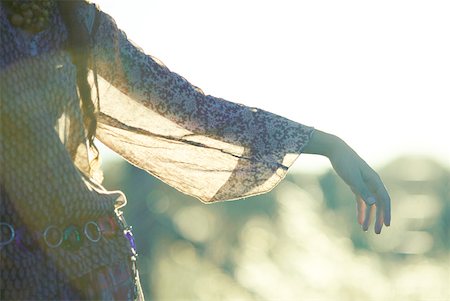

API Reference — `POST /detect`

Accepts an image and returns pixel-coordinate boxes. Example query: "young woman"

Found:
[0,0,391,299]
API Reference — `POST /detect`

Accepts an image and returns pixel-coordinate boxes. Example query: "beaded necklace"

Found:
[1,0,55,33]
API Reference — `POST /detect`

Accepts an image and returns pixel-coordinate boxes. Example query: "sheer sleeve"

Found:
[90,8,315,203]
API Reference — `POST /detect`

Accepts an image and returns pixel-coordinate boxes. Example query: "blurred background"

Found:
[95,0,449,300]
[101,155,449,301]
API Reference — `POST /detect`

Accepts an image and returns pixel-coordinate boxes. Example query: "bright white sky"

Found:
[95,0,449,173]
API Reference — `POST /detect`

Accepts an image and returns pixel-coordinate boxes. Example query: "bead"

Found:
[98,216,119,237]
[43,225,63,248]
[84,221,102,242]
[4,0,54,33]
[62,225,82,250]
[0,222,15,247]
[125,230,137,254]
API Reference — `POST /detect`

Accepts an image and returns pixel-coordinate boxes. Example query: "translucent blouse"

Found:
[92,6,314,203]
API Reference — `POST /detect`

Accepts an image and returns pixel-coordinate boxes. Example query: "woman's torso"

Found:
[0,3,133,299]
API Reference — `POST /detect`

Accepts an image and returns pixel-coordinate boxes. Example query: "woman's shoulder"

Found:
[76,1,119,38]
[76,1,99,34]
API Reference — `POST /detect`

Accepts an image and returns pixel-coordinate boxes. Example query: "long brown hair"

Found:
[58,0,100,170]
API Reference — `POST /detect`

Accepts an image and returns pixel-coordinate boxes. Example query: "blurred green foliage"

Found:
[102,156,449,301]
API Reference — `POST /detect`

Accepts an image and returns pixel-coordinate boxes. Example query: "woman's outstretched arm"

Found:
[81,3,391,232]
[303,130,391,234]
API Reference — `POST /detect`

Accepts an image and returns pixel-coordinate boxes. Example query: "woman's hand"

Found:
[303,130,391,234]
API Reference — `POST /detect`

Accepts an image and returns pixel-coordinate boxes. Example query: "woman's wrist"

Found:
[302,129,345,158]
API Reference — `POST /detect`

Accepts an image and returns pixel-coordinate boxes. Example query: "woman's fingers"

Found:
[367,175,388,234]
[362,203,373,231]
[356,196,366,225]
[327,139,391,233]
[352,177,377,231]
[361,167,392,232]
[376,185,391,226]
[367,173,391,228]
[375,202,384,234]
[384,198,391,227]
[356,195,386,234]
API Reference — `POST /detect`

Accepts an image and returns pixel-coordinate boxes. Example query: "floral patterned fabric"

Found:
[91,4,315,203]
[0,0,313,299]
